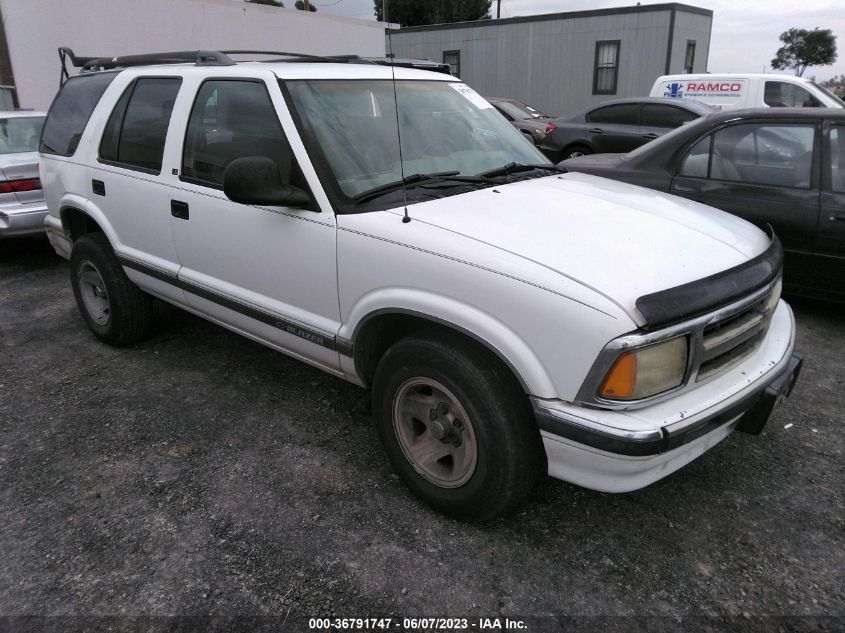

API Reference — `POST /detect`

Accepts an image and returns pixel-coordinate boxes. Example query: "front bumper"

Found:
[0,202,48,238]
[533,300,800,492]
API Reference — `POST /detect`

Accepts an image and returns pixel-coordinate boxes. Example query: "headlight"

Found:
[598,336,688,400]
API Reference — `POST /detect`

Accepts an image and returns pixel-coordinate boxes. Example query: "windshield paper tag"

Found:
[450,83,493,109]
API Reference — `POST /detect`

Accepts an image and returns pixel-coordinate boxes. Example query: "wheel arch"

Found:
[344,302,558,399]
[61,205,103,242]
[560,141,594,157]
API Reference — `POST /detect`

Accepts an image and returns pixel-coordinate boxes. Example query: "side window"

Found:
[593,40,620,95]
[710,123,815,188]
[684,41,696,74]
[40,72,118,156]
[680,135,712,177]
[98,78,181,173]
[442,50,461,78]
[586,104,638,126]
[641,104,698,128]
[764,81,822,108]
[831,127,844,193]
[182,80,299,190]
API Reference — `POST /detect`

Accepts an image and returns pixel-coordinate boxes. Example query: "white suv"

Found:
[41,49,802,520]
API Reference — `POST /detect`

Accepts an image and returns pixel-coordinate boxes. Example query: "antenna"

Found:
[386,23,411,223]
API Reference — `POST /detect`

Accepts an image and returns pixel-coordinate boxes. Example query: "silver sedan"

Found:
[0,111,47,238]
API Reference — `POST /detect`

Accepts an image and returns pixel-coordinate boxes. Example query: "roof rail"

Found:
[58,47,235,84]
[358,57,452,75]
[57,47,452,85]
[222,50,361,63]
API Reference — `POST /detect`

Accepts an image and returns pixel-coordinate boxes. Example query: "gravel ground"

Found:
[1,237,843,633]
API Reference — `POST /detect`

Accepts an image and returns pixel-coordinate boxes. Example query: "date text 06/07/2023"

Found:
[308,617,528,630]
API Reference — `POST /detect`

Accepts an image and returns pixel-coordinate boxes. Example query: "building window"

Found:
[684,40,696,74]
[443,50,460,78]
[593,40,620,95]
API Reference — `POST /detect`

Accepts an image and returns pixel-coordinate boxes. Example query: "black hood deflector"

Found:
[635,227,783,329]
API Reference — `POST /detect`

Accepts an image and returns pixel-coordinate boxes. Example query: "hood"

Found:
[402,172,770,324]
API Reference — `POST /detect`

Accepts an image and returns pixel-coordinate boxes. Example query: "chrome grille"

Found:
[576,276,783,410]
[694,279,781,382]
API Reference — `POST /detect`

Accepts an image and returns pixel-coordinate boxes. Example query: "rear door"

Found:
[670,119,821,292]
[89,74,186,305]
[817,122,845,300]
[584,103,641,153]
[639,103,699,143]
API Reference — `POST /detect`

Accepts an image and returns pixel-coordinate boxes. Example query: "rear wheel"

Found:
[562,144,592,160]
[372,333,543,520]
[70,232,152,346]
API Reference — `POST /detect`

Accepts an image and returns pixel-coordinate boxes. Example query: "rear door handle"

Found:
[831,215,845,222]
[642,133,659,140]
[92,179,105,196]
[588,128,604,134]
[171,200,189,220]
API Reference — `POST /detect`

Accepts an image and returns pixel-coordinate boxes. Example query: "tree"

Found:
[374,0,491,27]
[771,28,837,76]
[295,0,317,10]
[246,0,283,6]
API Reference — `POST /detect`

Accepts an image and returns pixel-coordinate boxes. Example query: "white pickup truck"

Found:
[40,49,802,519]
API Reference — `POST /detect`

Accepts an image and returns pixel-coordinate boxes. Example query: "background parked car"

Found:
[540,97,714,161]
[561,107,845,303]
[0,111,47,238]
[488,97,555,145]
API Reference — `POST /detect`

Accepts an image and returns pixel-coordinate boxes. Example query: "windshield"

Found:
[0,116,44,154]
[285,80,549,204]
[496,100,548,120]
[810,82,845,108]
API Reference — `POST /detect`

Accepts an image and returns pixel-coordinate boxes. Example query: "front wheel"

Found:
[70,232,152,346]
[372,333,543,520]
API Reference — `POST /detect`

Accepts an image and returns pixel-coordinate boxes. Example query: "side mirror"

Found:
[223,156,311,207]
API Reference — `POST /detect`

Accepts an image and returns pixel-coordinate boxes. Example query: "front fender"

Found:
[339,288,555,395]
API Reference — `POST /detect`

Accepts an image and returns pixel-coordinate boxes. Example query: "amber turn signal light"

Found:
[599,351,637,399]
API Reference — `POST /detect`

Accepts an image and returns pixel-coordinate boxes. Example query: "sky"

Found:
[311,0,845,82]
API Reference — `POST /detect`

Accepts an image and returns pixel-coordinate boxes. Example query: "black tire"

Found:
[372,332,543,521]
[69,232,152,346]
[562,144,592,160]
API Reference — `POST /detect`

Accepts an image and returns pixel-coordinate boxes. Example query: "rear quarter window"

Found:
[40,72,118,157]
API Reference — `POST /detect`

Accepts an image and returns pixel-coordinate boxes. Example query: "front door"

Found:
[167,75,341,372]
[670,120,821,293]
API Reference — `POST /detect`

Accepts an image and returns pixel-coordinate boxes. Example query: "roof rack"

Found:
[57,47,453,84]
[58,47,234,84]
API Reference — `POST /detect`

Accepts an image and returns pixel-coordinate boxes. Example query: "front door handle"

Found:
[831,215,845,222]
[588,128,604,134]
[642,133,659,140]
[171,200,189,220]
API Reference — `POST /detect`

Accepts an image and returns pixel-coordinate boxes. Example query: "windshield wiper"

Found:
[353,171,488,203]
[478,162,564,179]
